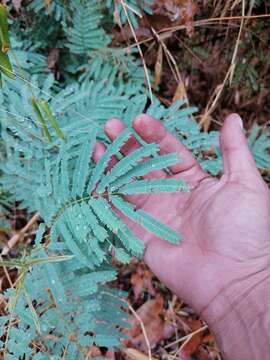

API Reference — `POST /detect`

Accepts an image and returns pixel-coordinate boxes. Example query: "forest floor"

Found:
[1,1,270,359]
[109,1,270,359]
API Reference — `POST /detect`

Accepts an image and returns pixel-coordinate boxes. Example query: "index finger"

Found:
[133,114,205,176]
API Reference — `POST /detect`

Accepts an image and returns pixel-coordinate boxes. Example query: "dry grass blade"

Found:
[102,290,153,359]
[119,0,153,102]
[127,301,153,360]
[160,14,270,34]
[154,44,163,88]
[199,65,232,131]
[126,14,270,51]
[165,324,208,349]
[173,324,208,359]
[151,27,188,103]
[229,0,246,84]
[200,0,249,130]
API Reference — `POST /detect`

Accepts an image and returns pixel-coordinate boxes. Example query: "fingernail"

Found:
[233,113,243,130]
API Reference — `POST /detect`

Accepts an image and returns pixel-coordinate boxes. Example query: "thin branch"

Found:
[229,0,246,84]
[0,255,14,288]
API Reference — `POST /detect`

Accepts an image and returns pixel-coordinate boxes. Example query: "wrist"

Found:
[201,269,270,359]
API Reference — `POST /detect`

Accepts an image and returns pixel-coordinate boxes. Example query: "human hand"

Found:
[93,113,270,359]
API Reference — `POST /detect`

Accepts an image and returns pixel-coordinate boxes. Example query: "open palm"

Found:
[93,113,270,322]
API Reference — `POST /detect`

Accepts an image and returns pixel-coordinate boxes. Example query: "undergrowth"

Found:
[0,1,269,358]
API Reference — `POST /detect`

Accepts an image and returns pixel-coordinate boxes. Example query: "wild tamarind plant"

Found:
[0,0,269,358]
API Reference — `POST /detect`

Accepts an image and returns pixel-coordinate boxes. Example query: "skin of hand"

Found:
[93,113,270,359]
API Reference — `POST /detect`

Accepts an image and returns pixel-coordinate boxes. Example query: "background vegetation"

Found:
[0,0,269,359]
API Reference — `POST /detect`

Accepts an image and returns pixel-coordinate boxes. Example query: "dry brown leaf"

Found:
[178,320,205,360]
[124,348,158,360]
[125,294,165,351]
[178,0,198,37]
[195,347,213,360]
[178,333,203,360]
[152,0,198,36]
[154,44,163,88]
[173,81,187,102]
[130,272,144,301]
[130,267,155,301]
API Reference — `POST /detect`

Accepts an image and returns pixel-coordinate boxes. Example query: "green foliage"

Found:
[1,235,128,359]
[0,0,269,358]
[0,189,12,231]
[63,0,110,55]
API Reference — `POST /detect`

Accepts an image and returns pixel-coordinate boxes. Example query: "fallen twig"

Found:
[2,213,39,256]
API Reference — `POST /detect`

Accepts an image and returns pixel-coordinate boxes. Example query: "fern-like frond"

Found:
[44,129,188,265]
[89,128,131,192]
[118,178,189,194]
[71,129,97,197]
[97,143,158,193]
[109,152,179,191]
[248,125,270,169]
[111,195,181,244]
[28,0,67,21]
[0,2,269,358]
[64,0,110,55]
[2,242,127,358]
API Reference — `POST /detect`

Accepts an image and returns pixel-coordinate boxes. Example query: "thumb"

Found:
[220,113,259,176]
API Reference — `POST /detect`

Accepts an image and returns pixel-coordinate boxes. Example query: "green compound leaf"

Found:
[97,143,158,194]
[89,128,131,192]
[119,178,189,195]
[71,130,97,197]
[114,248,131,264]
[111,195,181,244]
[89,197,145,256]
[110,152,180,191]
